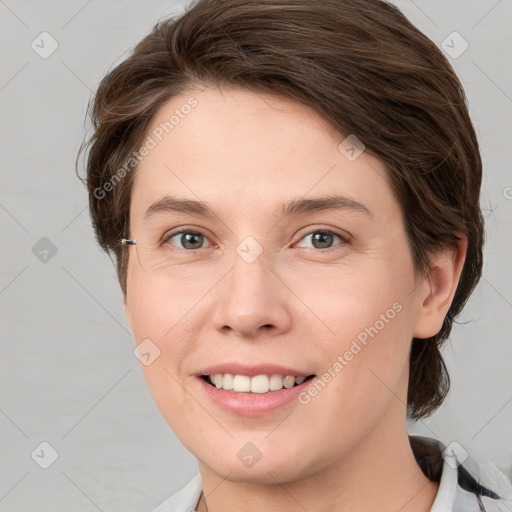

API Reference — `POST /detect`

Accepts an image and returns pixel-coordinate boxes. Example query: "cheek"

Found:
[287,253,413,344]
[289,257,414,418]
[125,274,201,436]
[125,259,212,341]
[124,267,190,393]
[293,299,412,463]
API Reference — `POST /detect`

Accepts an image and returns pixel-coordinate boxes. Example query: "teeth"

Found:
[208,373,310,393]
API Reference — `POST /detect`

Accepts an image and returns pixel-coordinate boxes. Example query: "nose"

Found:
[211,247,293,338]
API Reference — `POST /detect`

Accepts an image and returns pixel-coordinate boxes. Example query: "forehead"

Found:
[129,87,397,228]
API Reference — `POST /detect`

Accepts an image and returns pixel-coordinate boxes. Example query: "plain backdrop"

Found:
[1,1,511,510]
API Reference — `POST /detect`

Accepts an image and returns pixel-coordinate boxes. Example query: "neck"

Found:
[196,407,439,512]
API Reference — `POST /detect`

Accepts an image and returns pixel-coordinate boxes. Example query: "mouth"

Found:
[199,374,316,394]
[197,372,318,416]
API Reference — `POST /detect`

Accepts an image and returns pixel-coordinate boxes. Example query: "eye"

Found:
[160,228,347,252]
[294,229,348,250]
[164,230,212,250]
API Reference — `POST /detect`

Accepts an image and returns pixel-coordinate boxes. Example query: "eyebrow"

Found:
[144,194,371,221]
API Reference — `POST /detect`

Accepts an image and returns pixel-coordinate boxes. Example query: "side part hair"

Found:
[78,0,484,422]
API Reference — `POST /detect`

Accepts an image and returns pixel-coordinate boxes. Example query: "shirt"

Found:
[152,435,512,512]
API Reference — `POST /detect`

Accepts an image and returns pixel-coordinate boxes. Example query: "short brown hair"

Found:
[78,0,484,421]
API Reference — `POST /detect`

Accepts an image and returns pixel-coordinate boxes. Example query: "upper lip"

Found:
[197,363,315,378]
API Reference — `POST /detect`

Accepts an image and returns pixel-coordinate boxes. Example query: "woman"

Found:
[78,0,512,510]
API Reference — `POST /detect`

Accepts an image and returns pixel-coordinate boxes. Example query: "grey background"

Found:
[1,1,511,510]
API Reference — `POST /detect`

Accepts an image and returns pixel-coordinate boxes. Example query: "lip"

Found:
[196,374,317,416]
[196,363,313,378]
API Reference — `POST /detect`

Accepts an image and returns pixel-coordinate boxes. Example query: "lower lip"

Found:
[196,376,317,416]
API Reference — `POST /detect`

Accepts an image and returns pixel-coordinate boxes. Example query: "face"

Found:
[124,86,429,483]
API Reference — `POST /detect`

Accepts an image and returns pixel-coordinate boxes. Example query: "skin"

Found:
[123,86,467,512]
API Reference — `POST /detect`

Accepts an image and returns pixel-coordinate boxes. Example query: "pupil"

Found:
[182,233,203,249]
[313,232,332,248]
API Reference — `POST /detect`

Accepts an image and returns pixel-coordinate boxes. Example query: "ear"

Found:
[412,234,468,339]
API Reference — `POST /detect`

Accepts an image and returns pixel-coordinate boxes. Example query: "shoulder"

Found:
[409,434,512,512]
[457,460,512,512]
[453,479,510,512]
[151,473,202,512]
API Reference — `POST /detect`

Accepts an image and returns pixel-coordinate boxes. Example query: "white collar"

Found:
[429,446,459,512]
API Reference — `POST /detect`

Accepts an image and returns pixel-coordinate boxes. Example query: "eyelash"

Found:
[161,228,349,252]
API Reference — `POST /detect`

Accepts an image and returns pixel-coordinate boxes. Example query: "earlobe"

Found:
[412,234,468,339]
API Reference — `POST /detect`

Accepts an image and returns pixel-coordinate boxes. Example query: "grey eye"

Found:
[297,230,345,250]
[167,231,209,250]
